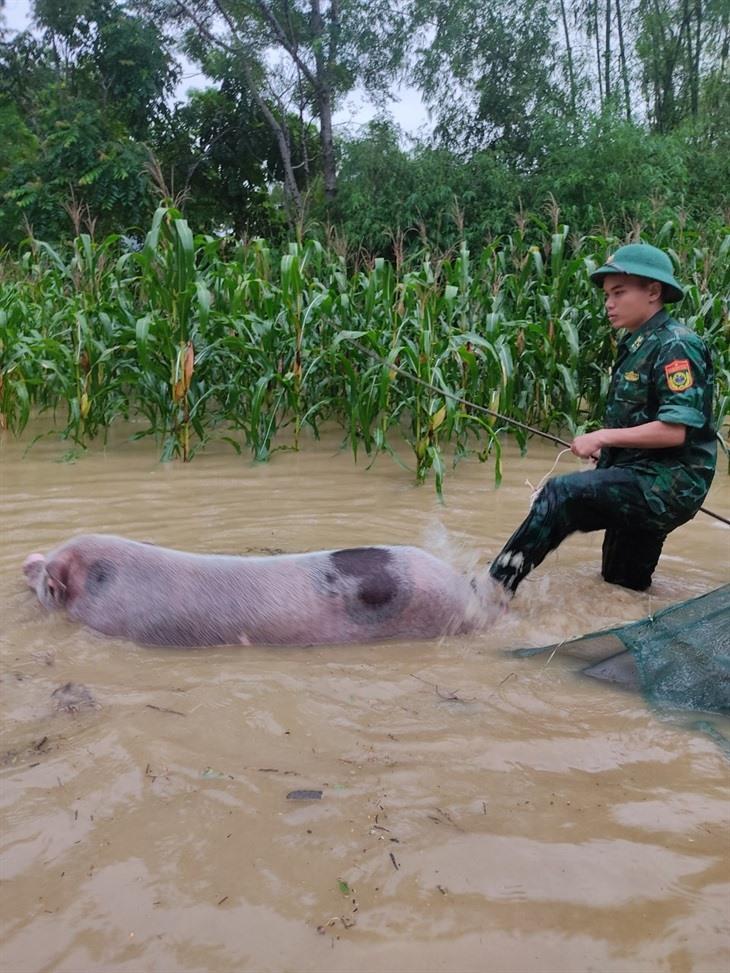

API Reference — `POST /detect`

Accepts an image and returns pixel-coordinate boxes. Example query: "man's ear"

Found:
[648,280,663,304]
[46,562,69,605]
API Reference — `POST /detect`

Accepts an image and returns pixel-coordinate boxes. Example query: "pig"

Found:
[23,534,506,647]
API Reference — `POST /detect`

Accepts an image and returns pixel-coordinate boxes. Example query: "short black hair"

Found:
[635,276,668,303]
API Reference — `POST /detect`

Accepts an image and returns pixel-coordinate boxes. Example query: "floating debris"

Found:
[145,703,186,717]
[286,789,323,801]
[51,683,98,714]
[201,767,228,779]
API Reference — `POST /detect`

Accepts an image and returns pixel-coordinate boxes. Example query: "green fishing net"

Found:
[514,584,730,715]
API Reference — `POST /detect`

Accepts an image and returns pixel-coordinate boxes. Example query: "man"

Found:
[488,243,717,598]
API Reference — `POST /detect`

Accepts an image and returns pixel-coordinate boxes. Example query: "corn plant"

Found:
[1,205,727,492]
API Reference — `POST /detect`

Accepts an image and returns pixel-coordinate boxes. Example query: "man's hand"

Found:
[570,430,605,459]
[571,421,686,459]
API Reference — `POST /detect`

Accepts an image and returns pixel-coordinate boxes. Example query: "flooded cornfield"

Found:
[1,425,728,973]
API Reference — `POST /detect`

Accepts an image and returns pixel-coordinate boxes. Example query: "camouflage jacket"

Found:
[597,309,717,519]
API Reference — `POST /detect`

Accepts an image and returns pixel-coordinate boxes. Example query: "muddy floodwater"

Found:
[1,424,729,973]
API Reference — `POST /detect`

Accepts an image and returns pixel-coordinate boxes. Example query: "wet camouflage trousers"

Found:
[488,467,695,594]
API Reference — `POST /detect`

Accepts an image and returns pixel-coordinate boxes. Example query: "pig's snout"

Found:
[23,553,46,587]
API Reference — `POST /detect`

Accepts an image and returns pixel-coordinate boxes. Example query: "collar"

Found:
[618,308,669,352]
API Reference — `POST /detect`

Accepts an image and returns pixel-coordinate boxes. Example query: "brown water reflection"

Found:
[1,424,728,973]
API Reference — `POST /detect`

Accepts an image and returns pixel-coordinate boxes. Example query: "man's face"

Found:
[602,275,662,333]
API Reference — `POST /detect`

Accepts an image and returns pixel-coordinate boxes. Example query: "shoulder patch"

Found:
[664,358,693,392]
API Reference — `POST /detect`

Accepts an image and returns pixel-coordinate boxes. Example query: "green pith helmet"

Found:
[590,243,685,303]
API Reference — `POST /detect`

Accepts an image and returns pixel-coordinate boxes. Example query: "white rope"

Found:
[525,448,574,508]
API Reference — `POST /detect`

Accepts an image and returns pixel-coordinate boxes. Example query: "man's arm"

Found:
[571,421,686,459]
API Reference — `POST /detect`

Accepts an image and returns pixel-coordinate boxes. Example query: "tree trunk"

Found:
[310,0,337,205]
[615,0,631,119]
[648,0,677,131]
[559,0,577,114]
[604,0,612,100]
[594,0,604,106]
[241,62,304,219]
[691,0,702,116]
[245,0,338,207]
[296,70,311,182]
[173,0,303,220]
[661,22,688,129]
[316,88,337,203]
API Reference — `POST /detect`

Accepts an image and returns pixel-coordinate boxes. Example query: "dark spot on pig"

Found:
[358,576,394,608]
[86,558,117,596]
[328,548,411,624]
[332,547,393,577]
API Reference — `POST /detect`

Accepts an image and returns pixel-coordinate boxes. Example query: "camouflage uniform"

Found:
[490,309,717,593]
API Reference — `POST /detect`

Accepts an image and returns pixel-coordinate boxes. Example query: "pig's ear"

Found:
[46,562,69,606]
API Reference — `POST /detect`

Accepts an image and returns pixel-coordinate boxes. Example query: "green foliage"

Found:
[1,0,728,254]
[412,0,566,155]
[634,0,729,133]
[154,86,309,237]
[407,0,730,167]
[529,115,689,226]
[32,0,179,137]
[529,113,730,230]
[89,10,178,137]
[328,115,728,256]
[0,102,38,174]
[331,121,416,248]
[332,121,522,251]
[0,97,157,242]
[0,2,177,243]
[1,206,727,495]
[162,0,410,215]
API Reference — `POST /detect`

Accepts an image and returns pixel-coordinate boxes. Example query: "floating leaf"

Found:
[201,767,225,779]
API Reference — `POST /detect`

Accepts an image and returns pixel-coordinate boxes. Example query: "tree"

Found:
[563,0,728,132]
[155,84,313,235]
[635,0,730,132]
[0,1,178,242]
[331,118,521,252]
[411,0,569,159]
[32,0,179,136]
[0,92,157,242]
[152,0,407,219]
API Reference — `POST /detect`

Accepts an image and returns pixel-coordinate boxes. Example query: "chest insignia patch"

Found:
[630,335,644,352]
[664,358,693,392]
[624,371,640,382]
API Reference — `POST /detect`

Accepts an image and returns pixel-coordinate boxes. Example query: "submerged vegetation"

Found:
[1,206,728,493]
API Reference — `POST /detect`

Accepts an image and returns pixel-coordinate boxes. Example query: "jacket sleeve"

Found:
[652,336,710,429]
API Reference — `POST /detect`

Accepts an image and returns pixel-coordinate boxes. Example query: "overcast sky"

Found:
[2,0,431,136]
